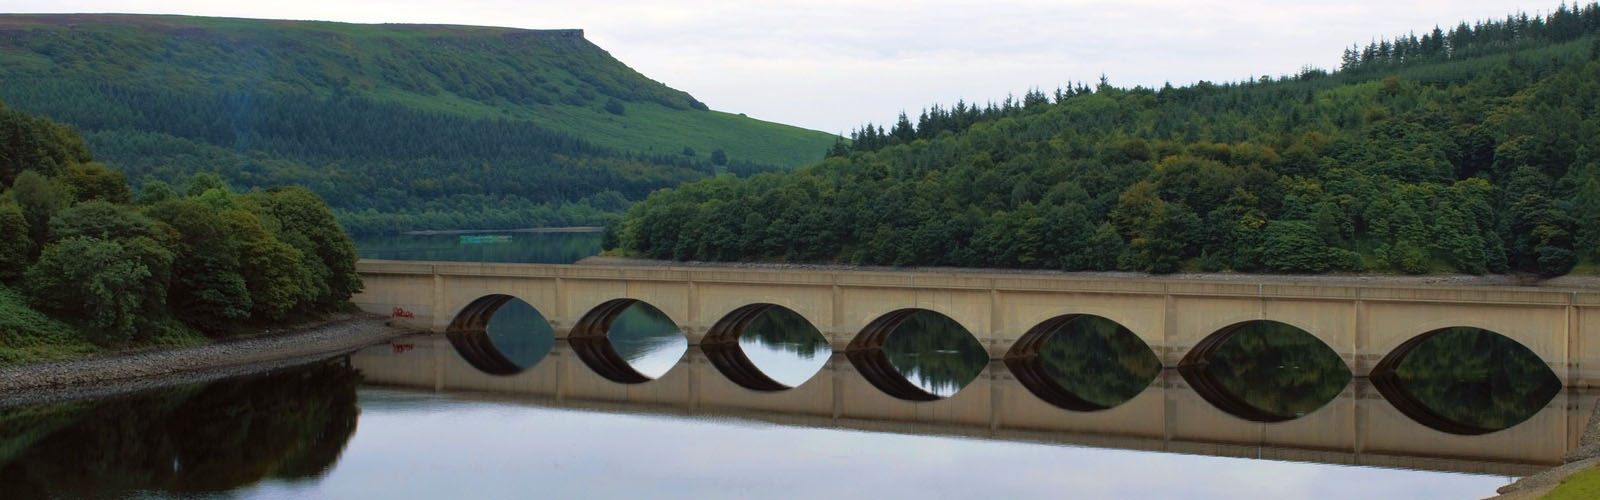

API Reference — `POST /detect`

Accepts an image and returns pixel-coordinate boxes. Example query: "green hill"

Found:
[617,3,1600,277]
[0,14,835,234]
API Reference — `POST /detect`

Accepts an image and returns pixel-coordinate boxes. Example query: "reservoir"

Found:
[1,234,1587,498]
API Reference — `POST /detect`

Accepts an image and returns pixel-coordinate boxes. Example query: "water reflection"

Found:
[876,310,989,398]
[482,299,556,368]
[604,301,688,379]
[446,295,555,375]
[355,231,603,264]
[0,362,361,499]
[1008,315,1161,411]
[1179,320,1351,422]
[355,336,1585,477]
[702,304,831,390]
[738,308,830,387]
[1374,327,1563,435]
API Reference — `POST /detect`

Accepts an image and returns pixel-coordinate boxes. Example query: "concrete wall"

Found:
[352,260,1600,386]
[352,336,1591,476]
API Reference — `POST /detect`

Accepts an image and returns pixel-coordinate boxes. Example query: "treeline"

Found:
[0,16,826,236]
[617,7,1600,277]
[0,81,752,236]
[1341,2,1600,72]
[0,101,360,353]
[1,81,791,236]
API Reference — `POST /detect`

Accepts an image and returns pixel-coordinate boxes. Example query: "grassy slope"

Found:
[0,14,833,167]
[1543,465,1600,499]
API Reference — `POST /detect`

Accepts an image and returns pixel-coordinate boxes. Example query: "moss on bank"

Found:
[1543,465,1600,499]
[0,286,209,366]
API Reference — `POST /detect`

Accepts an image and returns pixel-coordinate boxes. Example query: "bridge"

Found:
[351,336,1594,476]
[353,260,1600,386]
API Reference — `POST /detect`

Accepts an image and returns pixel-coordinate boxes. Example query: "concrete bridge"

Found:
[352,260,1600,386]
[351,336,1595,476]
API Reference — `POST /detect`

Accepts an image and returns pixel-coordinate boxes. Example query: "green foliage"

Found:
[0,286,99,365]
[135,180,178,205]
[1258,220,1330,273]
[619,15,1600,277]
[145,199,252,333]
[0,202,28,283]
[0,99,362,355]
[25,236,171,344]
[0,100,89,186]
[10,170,66,253]
[242,187,362,309]
[0,14,834,233]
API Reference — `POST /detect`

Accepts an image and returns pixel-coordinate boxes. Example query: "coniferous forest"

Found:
[0,15,835,236]
[617,3,1600,276]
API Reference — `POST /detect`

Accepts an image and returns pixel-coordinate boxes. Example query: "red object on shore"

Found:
[392,343,414,354]
[392,307,414,318]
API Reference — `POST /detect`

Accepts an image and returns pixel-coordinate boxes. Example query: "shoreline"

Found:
[576,256,1600,290]
[0,313,423,408]
[401,226,604,236]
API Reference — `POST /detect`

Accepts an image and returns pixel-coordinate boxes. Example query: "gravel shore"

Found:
[0,314,421,407]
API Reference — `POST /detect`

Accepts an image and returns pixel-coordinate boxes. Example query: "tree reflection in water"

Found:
[481,298,556,369]
[606,301,688,379]
[1375,327,1561,434]
[1028,316,1161,409]
[1181,321,1351,421]
[881,311,989,397]
[0,361,361,498]
[736,306,831,387]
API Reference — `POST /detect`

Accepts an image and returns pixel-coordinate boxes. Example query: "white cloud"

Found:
[0,0,1539,132]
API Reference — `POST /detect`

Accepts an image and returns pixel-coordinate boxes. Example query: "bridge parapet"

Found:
[353,260,1600,386]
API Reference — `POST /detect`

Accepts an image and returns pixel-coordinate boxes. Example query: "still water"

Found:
[355,231,603,264]
[3,330,1570,499]
[3,307,1578,498]
[0,237,1573,498]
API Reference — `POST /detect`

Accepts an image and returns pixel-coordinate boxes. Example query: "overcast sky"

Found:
[0,0,1543,133]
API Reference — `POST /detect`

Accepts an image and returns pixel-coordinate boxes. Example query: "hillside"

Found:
[0,14,835,234]
[617,3,1600,277]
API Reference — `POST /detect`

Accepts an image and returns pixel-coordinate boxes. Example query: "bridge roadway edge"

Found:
[351,260,1600,387]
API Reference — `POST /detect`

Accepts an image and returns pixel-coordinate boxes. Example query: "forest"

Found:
[0,101,362,363]
[616,3,1600,277]
[0,15,834,236]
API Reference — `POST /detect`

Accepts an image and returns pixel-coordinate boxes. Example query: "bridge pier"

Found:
[352,260,1600,387]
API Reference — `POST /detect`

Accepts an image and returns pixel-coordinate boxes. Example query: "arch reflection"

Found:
[846,309,988,401]
[702,304,831,391]
[1370,326,1562,435]
[569,299,687,384]
[1178,320,1351,422]
[445,295,555,376]
[1005,315,1160,411]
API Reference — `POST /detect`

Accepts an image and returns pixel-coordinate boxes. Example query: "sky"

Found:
[0,0,1545,133]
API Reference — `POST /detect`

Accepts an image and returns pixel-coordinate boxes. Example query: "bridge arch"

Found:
[1369,325,1562,435]
[444,294,556,376]
[701,304,831,391]
[1004,314,1160,411]
[1365,314,1566,379]
[845,308,988,402]
[1179,319,1352,422]
[568,298,687,384]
